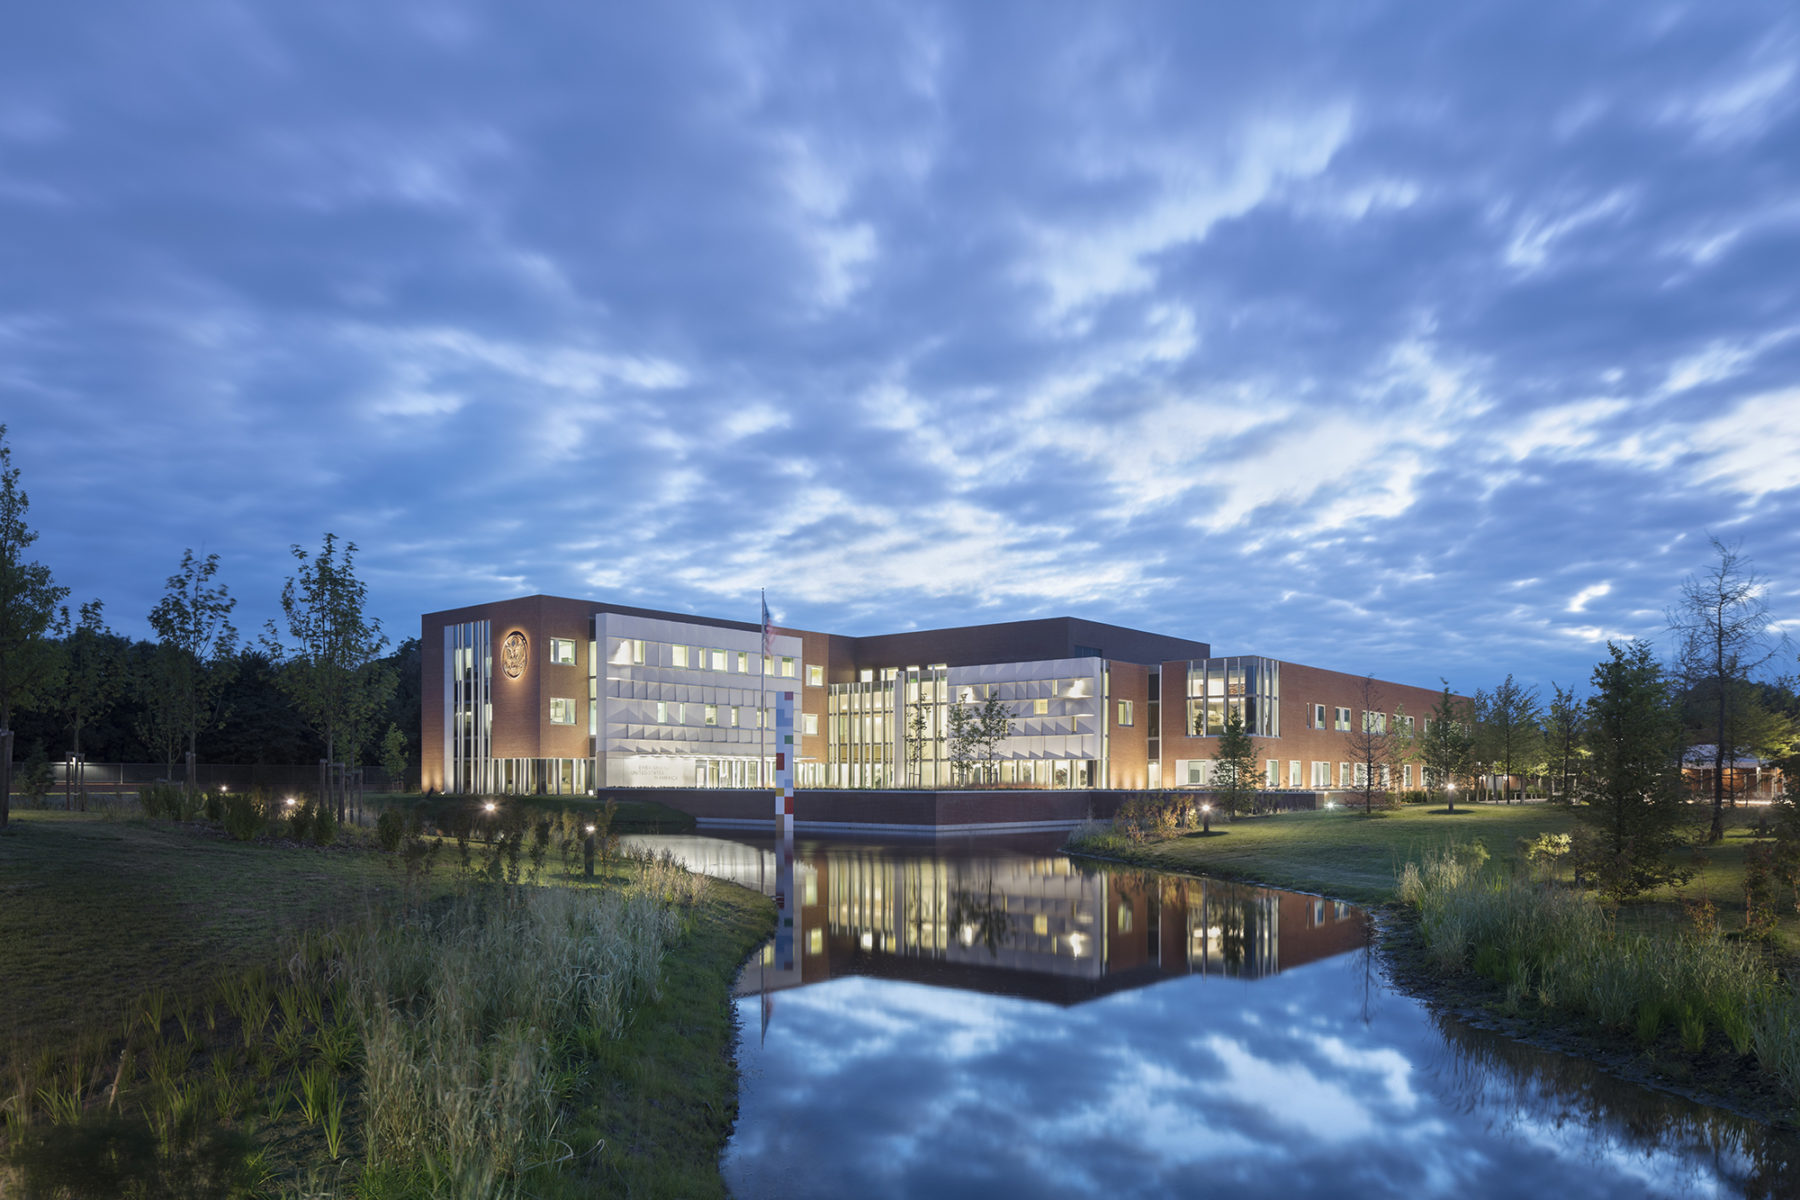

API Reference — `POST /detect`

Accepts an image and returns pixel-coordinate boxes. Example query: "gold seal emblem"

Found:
[501,631,528,679]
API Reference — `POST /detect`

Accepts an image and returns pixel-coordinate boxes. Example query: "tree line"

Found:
[0,426,417,828]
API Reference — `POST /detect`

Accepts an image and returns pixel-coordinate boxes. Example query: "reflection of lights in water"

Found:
[1067,932,1087,958]
[860,932,874,950]
[959,923,977,947]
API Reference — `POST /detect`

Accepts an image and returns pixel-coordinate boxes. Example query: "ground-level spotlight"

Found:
[483,801,497,814]
[1200,802,1213,834]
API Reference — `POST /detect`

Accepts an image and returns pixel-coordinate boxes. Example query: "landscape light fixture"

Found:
[483,801,497,813]
[585,824,596,834]
[284,797,297,808]
[1200,801,1213,834]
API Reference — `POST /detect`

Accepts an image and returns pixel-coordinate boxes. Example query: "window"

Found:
[704,703,718,726]
[781,656,796,678]
[656,701,668,723]
[1185,760,1212,786]
[1354,762,1369,787]
[1288,760,1301,787]
[1363,711,1386,734]
[673,702,685,725]
[731,706,741,727]
[859,668,874,683]
[629,639,645,665]
[1033,914,1049,936]
[802,713,819,737]
[1403,764,1414,788]
[1334,706,1351,732]
[1312,761,1331,788]
[709,649,727,672]
[1033,698,1049,715]
[1312,703,1326,729]
[549,638,576,665]
[1117,700,1134,726]
[807,664,823,686]
[671,645,688,668]
[1339,762,1351,787]
[1266,759,1279,787]
[549,697,577,725]
[1399,714,1415,735]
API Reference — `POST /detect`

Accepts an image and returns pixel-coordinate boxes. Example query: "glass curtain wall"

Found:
[1185,657,1282,738]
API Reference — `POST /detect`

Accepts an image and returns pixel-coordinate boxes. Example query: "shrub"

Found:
[221,793,264,842]
[287,800,314,843]
[377,808,405,853]
[311,800,336,846]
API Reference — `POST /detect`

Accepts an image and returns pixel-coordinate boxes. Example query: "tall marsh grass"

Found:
[1401,845,1800,1111]
[342,879,692,1196]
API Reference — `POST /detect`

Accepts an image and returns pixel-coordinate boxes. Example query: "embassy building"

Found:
[420,595,1450,799]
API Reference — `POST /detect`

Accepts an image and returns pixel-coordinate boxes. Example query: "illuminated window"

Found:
[630,639,645,665]
[1117,700,1133,726]
[704,704,718,726]
[1363,711,1386,734]
[1033,698,1049,715]
[731,707,741,727]
[1334,706,1351,731]
[808,929,822,954]
[1033,914,1049,936]
[709,649,727,672]
[671,645,688,668]
[736,651,748,672]
[859,668,874,683]
[1340,762,1351,787]
[781,656,796,678]
[656,701,668,723]
[1311,761,1331,788]
[1265,759,1279,786]
[1117,903,1133,933]
[549,698,577,725]
[807,664,824,686]
[1288,760,1300,787]
[803,713,819,737]
[549,638,576,665]
[1312,703,1326,729]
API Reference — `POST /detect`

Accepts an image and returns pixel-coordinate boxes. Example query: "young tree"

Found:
[380,722,409,792]
[148,549,239,798]
[1343,676,1403,815]
[0,426,69,828]
[975,688,1012,785]
[58,600,126,810]
[946,700,977,786]
[1475,673,1541,803]
[1210,706,1259,817]
[1573,640,1693,900]
[1420,681,1473,813]
[905,697,931,787]
[263,534,392,821]
[1543,682,1585,802]
[1668,536,1786,842]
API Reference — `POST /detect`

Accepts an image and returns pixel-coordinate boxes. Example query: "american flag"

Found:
[761,589,772,659]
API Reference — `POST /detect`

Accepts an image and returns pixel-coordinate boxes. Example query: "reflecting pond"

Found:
[631,832,1799,1199]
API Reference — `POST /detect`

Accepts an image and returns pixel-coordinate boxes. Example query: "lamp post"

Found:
[583,823,597,878]
[1201,802,1212,835]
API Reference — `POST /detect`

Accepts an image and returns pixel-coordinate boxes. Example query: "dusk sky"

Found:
[5,1,1798,697]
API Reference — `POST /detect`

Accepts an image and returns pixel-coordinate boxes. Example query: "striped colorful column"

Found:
[774,688,796,837]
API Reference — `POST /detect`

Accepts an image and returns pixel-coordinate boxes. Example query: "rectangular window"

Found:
[1288,760,1300,787]
[731,706,741,727]
[1266,759,1279,787]
[549,638,576,665]
[1403,764,1414,788]
[704,703,718,726]
[781,656,796,678]
[709,649,727,672]
[549,697,576,725]
[673,702,685,725]
[808,663,824,686]
[631,639,645,665]
[735,651,747,672]
[802,713,819,737]
[1340,762,1351,787]
[671,645,688,668]
[1118,700,1134,726]
[1354,762,1369,787]
[1311,761,1330,788]
[1033,698,1049,715]
[1334,706,1351,732]
[1363,711,1386,734]
[1312,703,1326,729]
[656,700,668,723]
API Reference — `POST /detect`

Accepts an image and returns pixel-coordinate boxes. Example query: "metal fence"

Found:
[43,761,405,798]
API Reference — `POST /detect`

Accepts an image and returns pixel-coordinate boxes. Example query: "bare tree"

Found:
[1344,676,1403,815]
[975,688,1012,785]
[1668,536,1786,843]
[905,695,931,787]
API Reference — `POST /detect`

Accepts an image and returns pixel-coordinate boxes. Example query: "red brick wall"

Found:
[1107,662,1150,790]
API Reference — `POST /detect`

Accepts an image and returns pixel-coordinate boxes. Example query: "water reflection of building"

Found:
[634,836,1367,1006]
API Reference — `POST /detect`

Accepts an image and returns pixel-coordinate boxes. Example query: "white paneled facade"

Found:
[594,612,809,790]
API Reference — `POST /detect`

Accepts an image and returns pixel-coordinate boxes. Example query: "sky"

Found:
[3,1,1798,697]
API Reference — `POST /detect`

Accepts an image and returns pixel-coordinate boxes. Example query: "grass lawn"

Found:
[1080,801,1800,954]
[367,791,699,834]
[0,810,771,1196]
